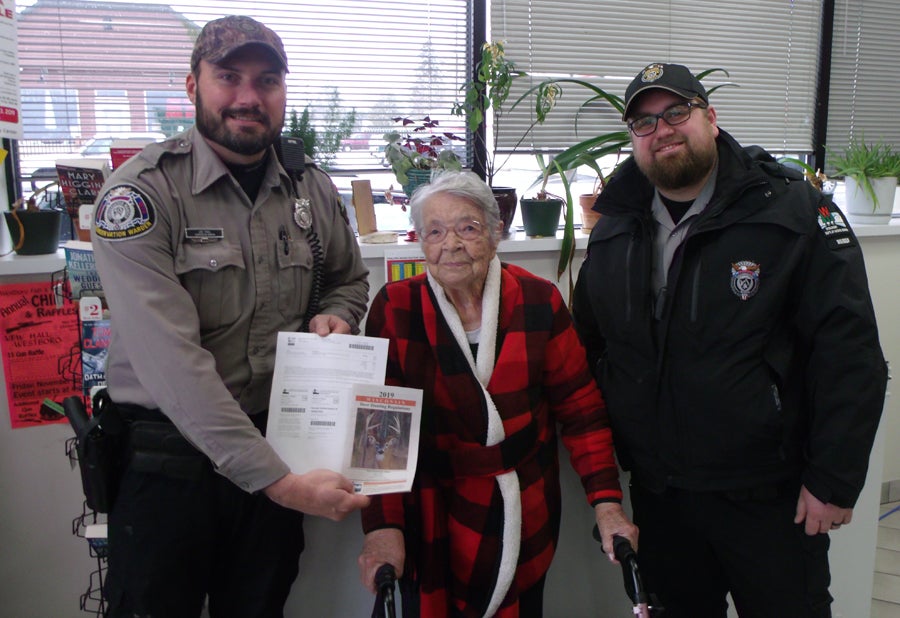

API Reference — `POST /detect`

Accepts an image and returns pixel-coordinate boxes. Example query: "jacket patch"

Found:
[94,185,156,241]
[730,260,760,300]
[816,203,856,250]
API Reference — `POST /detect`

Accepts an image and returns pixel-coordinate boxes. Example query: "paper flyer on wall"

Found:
[0,0,22,140]
[265,331,422,495]
[0,281,81,428]
[384,248,426,283]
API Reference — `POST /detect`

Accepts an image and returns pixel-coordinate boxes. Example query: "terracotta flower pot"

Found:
[579,193,601,232]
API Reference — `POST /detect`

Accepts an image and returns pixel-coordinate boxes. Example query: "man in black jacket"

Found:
[572,63,888,617]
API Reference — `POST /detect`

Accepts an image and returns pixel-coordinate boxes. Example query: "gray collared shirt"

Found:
[650,166,718,298]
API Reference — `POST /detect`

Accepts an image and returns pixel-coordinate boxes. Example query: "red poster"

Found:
[0,282,81,428]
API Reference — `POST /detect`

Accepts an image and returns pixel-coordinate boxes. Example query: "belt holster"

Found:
[62,389,126,513]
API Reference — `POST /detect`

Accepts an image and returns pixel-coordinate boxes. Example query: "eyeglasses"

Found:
[422,219,485,244]
[627,101,708,137]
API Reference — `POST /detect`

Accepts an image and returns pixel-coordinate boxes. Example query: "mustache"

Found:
[223,107,269,125]
[653,137,683,150]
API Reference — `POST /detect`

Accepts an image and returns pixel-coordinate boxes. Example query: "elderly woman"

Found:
[358,171,636,617]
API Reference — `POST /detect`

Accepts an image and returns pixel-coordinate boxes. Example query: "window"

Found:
[825,0,900,169]
[14,0,471,180]
[19,88,79,139]
[491,0,823,155]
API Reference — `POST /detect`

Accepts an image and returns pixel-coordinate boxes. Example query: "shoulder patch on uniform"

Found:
[94,185,156,241]
[815,202,856,250]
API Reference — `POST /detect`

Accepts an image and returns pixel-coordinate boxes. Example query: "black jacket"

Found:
[572,130,887,507]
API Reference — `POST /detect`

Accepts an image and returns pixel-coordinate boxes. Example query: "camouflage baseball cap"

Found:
[191,16,288,72]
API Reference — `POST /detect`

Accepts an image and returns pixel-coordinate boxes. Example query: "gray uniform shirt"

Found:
[91,127,369,492]
[650,166,718,296]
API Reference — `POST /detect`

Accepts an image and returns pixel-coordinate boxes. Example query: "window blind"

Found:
[825,0,900,169]
[490,0,823,155]
[14,0,470,175]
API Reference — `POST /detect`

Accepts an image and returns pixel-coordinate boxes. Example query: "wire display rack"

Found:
[66,439,109,616]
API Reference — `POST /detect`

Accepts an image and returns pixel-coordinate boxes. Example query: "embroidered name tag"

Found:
[185,228,224,243]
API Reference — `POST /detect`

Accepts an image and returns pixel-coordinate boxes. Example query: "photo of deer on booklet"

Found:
[265,332,422,495]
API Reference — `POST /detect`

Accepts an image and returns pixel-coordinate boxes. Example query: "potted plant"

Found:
[829,138,900,224]
[283,88,356,171]
[452,40,560,234]
[383,116,463,200]
[520,155,566,239]
[567,146,627,233]
[4,182,63,256]
[517,156,577,300]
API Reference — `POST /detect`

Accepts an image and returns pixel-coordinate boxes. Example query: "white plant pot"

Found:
[844,176,897,224]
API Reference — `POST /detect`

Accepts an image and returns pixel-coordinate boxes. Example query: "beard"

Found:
[635,135,718,192]
[194,89,284,156]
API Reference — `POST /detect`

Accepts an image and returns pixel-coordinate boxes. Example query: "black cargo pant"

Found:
[628,480,832,618]
[105,405,305,618]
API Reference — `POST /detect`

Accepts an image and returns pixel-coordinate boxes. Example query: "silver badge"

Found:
[730,261,760,301]
[293,198,312,229]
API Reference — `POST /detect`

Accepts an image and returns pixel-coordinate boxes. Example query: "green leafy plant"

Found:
[383,116,463,189]
[283,88,356,171]
[452,40,560,186]
[829,138,900,210]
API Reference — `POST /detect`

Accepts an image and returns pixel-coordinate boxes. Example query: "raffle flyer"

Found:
[0,282,81,428]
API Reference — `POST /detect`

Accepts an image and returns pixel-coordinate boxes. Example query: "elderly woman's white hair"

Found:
[408,171,503,246]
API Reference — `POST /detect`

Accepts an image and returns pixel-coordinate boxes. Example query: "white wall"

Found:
[857,234,899,483]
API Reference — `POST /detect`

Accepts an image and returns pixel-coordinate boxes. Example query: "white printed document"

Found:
[265,332,421,495]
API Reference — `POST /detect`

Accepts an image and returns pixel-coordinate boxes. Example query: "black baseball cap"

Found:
[622,63,707,120]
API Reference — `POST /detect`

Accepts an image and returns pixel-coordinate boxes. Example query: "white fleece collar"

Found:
[426,255,521,617]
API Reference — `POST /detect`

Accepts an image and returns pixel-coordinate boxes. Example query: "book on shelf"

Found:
[63,240,105,302]
[110,137,155,170]
[81,314,110,397]
[56,158,110,241]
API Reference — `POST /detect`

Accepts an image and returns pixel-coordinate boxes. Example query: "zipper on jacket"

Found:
[771,383,782,412]
[689,254,702,323]
[624,230,639,321]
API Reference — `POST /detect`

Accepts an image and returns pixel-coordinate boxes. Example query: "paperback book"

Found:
[110,137,156,170]
[56,158,110,241]
[63,240,104,301]
[81,316,110,397]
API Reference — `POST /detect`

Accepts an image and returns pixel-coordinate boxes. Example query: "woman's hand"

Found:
[594,502,639,563]
[358,528,405,593]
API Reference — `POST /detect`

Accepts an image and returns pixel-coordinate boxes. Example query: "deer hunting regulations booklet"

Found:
[265,332,422,495]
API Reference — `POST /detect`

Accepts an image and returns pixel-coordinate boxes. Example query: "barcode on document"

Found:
[281,407,305,414]
[310,420,336,427]
[348,343,374,350]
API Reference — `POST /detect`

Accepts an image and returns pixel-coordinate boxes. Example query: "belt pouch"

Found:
[128,421,206,481]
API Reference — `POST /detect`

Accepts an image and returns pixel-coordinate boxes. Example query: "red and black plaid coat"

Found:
[362,263,622,617]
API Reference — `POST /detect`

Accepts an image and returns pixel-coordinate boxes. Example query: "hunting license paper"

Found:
[266,332,422,495]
